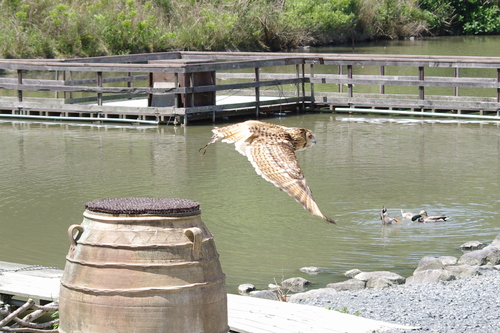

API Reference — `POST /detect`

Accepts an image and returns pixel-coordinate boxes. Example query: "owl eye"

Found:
[308,134,313,139]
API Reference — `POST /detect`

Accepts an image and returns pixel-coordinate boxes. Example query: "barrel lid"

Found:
[85,198,200,216]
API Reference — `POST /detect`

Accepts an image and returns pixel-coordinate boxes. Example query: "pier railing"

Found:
[0,51,499,124]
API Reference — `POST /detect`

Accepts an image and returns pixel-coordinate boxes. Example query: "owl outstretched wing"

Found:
[246,138,335,224]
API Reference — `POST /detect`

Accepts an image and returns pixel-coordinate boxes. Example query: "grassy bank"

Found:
[0,0,499,58]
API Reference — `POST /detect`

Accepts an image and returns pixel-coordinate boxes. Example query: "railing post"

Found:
[62,71,67,100]
[97,71,103,106]
[174,73,180,108]
[17,70,23,102]
[147,72,153,107]
[295,64,300,98]
[189,73,195,107]
[127,72,132,100]
[347,65,353,98]
[338,65,342,93]
[310,63,315,110]
[301,63,306,111]
[497,68,500,103]
[254,67,260,118]
[380,66,385,94]
[419,66,425,101]
[454,68,460,97]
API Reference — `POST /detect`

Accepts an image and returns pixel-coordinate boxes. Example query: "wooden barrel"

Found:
[59,198,228,333]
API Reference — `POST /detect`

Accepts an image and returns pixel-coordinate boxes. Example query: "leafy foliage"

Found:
[0,0,498,58]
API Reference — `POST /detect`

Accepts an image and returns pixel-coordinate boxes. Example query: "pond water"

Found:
[1,36,500,293]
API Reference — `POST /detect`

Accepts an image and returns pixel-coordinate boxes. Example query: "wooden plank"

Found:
[0,261,62,304]
[227,294,418,333]
[333,108,500,120]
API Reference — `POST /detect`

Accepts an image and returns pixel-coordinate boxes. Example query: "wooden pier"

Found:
[0,51,499,125]
[0,261,417,332]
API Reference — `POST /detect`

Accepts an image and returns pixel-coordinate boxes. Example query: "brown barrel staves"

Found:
[59,198,228,333]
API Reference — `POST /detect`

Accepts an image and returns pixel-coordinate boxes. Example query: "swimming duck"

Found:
[401,209,417,220]
[411,210,448,223]
[380,207,402,225]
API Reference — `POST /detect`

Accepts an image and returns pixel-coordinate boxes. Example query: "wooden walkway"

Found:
[0,261,417,332]
[0,51,499,125]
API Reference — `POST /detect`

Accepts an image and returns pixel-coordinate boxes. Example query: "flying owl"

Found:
[200,120,335,224]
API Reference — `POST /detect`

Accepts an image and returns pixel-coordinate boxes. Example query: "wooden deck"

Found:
[0,261,418,332]
[0,51,499,125]
[0,261,61,305]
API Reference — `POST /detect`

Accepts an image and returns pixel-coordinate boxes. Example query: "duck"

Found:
[380,206,402,225]
[411,210,448,223]
[400,209,417,220]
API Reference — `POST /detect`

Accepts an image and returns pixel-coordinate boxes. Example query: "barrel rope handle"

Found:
[184,227,203,260]
[67,224,84,248]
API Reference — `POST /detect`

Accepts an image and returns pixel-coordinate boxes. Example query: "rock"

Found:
[444,264,481,278]
[288,288,338,304]
[281,277,311,292]
[406,269,456,284]
[438,256,458,266]
[485,246,500,265]
[300,266,323,275]
[344,269,362,278]
[490,234,500,247]
[460,240,487,251]
[354,271,406,285]
[238,283,256,294]
[249,290,279,300]
[326,279,366,291]
[367,278,399,290]
[414,256,444,272]
[268,283,280,291]
[458,249,489,266]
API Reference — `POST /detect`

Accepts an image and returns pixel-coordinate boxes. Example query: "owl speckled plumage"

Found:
[200,120,335,224]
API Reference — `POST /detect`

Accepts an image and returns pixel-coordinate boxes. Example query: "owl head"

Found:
[294,128,316,151]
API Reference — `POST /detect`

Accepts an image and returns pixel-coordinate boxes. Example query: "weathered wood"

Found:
[227,294,418,333]
[0,261,61,304]
[0,51,499,124]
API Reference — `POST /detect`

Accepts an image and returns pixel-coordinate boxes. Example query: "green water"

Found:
[1,36,499,293]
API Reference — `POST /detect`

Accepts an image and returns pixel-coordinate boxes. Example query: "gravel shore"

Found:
[294,269,500,333]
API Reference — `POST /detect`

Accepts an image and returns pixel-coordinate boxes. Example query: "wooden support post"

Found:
[62,71,67,100]
[380,66,385,94]
[127,72,132,99]
[69,71,74,100]
[17,70,22,102]
[419,66,424,100]
[497,68,500,103]
[174,73,180,108]
[97,71,103,106]
[454,68,460,97]
[147,72,153,107]
[347,65,353,98]
[254,67,260,118]
[338,65,342,93]
[295,64,300,98]
[301,63,306,111]
[310,63,315,110]
[189,73,195,107]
